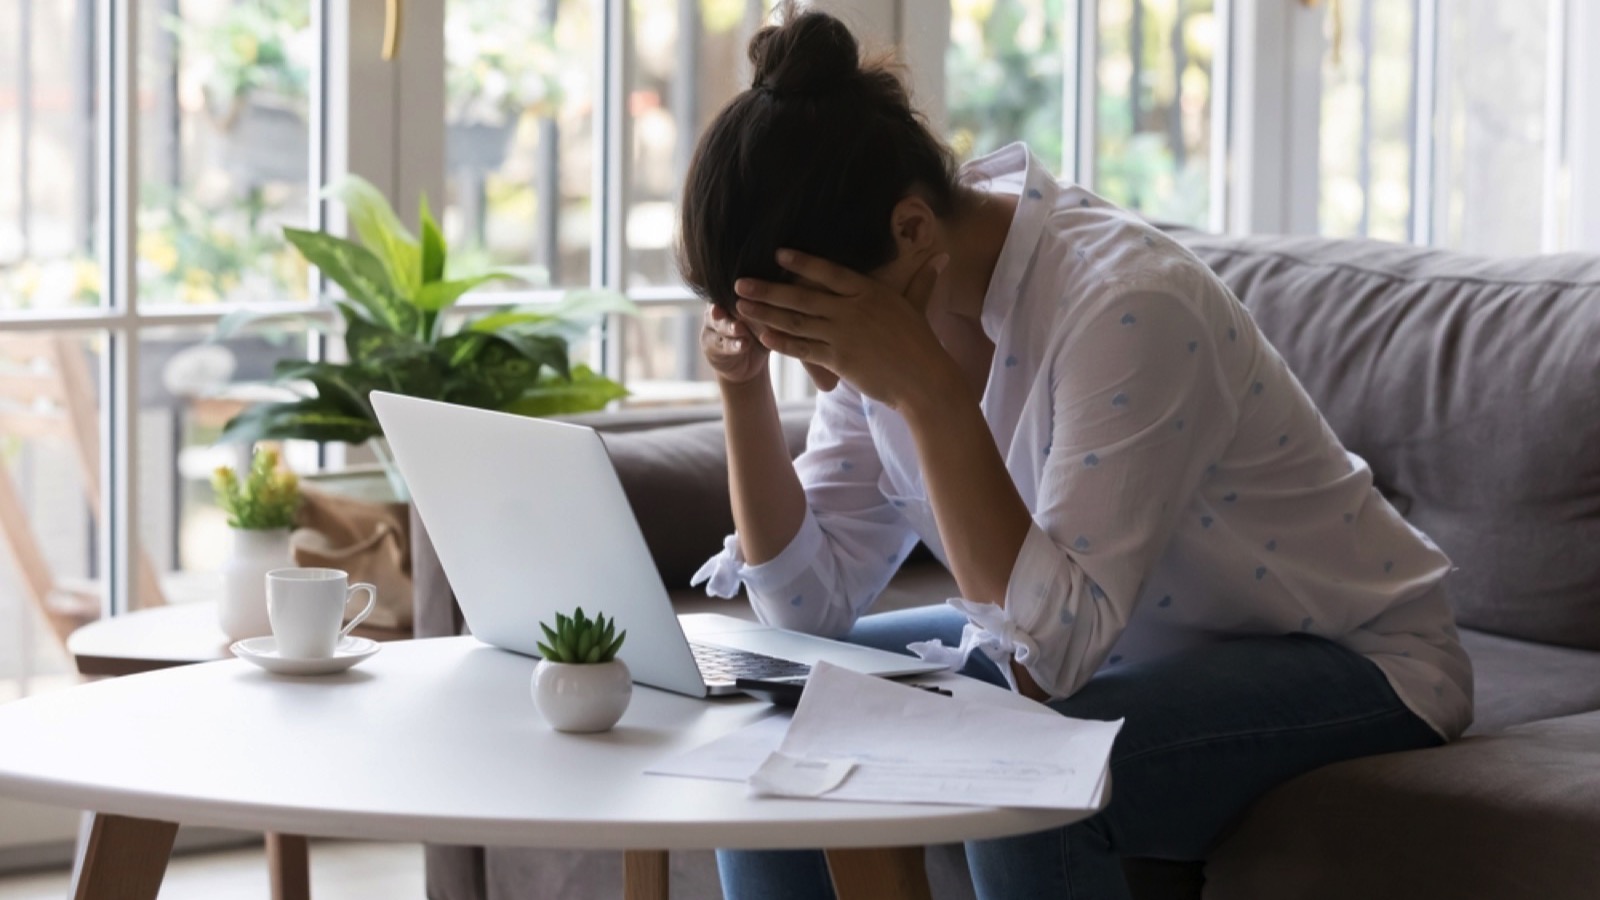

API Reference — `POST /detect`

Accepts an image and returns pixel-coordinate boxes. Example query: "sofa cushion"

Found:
[596,408,811,592]
[1459,627,1600,734]
[1170,230,1600,651]
[1202,709,1600,900]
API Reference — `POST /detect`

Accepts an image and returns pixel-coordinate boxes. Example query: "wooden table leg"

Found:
[71,813,179,900]
[825,846,931,900]
[623,850,669,900]
[266,832,312,900]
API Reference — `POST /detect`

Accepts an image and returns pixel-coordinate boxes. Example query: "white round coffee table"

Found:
[63,599,410,899]
[0,636,1085,899]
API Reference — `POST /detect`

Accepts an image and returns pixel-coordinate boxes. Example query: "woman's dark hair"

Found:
[678,1,960,311]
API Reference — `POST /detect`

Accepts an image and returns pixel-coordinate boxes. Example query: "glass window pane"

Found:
[620,305,717,405]
[1435,0,1547,255]
[0,331,104,700]
[946,0,1067,169]
[1318,0,1415,242]
[0,0,103,312]
[135,325,315,610]
[137,0,314,307]
[444,0,595,289]
[1095,0,1217,226]
[626,0,773,289]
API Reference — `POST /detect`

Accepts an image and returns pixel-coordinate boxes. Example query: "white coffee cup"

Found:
[266,568,377,659]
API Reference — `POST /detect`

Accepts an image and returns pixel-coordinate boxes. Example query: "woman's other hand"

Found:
[702,298,844,393]
[733,250,960,411]
[701,303,770,386]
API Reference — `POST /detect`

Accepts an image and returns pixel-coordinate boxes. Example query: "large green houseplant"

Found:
[221,177,632,454]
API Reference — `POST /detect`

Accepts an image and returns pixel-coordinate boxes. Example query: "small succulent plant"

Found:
[537,607,626,665]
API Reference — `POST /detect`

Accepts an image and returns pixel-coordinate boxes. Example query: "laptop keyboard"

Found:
[690,642,811,685]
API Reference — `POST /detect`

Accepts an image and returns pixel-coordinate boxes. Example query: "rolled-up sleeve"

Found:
[692,381,919,637]
[976,291,1238,697]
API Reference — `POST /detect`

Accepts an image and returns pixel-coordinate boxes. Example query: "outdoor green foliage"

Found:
[445,0,566,126]
[213,447,301,530]
[945,0,1066,168]
[220,176,634,446]
[537,607,626,665]
[140,188,307,305]
[944,0,1216,228]
[165,0,312,117]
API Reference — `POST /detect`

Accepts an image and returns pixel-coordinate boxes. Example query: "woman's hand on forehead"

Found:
[732,249,959,410]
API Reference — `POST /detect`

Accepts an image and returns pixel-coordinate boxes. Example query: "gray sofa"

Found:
[416,230,1600,900]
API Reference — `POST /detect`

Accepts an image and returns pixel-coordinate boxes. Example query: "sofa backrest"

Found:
[565,403,813,590]
[1171,230,1600,651]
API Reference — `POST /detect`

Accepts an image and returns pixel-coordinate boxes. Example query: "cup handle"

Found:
[339,583,378,640]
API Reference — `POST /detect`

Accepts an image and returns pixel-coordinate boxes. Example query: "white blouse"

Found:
[694,143,1473,740]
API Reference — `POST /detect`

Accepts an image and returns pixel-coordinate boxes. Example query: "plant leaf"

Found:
[344,308,429,366]
[220,399,382,446]
[419,195,446,286]
[604,631,626,660]
[536,641,557,660]
[283,228,416,334]
[438,335,551,411]
[502,365,627,417]
[495,332,570,380]
[467,290,638,339]
[414,273,518,312]
[328,175,422,299]
[272,360,380,419]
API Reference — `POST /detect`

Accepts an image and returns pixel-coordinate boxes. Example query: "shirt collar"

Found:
[960,143,1059,343]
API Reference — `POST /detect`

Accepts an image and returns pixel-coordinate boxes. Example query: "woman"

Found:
[682,5,1471,899]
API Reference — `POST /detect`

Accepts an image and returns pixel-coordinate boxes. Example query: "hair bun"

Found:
[748,4,860,99]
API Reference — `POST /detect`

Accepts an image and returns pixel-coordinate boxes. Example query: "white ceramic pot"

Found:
[219,528,294,641]
[531,659,633,733]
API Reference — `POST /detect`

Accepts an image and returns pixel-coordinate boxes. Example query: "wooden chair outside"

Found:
[0,333,166,650]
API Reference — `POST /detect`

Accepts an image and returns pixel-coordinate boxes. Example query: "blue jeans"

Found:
[718,605,1443,900]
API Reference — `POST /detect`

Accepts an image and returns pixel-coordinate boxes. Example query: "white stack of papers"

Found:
[647,661,1122,811]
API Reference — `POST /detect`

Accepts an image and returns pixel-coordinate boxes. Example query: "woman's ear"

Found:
[890,195,938,257]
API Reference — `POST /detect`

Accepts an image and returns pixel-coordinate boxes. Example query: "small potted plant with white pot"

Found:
[532,608,630,733]
[213,448,301,641]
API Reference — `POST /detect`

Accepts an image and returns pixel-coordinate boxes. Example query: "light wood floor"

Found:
[0,840,424,899]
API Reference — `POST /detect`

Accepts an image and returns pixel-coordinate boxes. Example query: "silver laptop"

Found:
[370,392,944,698]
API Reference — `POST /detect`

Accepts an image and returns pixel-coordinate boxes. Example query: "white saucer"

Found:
[230,636,381,676]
